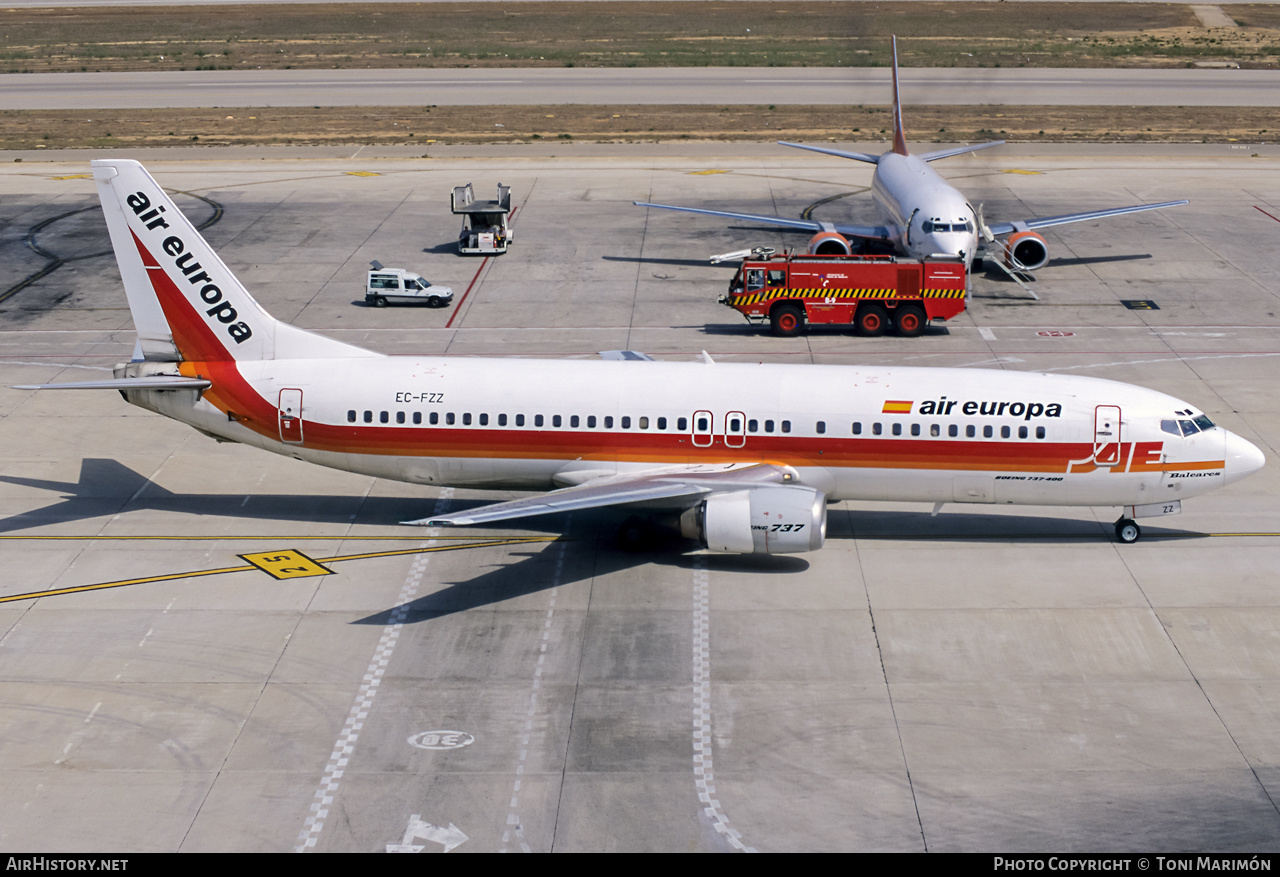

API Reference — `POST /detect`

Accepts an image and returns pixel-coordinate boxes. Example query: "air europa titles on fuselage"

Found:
[127,191,253,344]
[900,396,1064,421]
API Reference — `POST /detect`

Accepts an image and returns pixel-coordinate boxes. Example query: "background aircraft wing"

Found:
[633,201,890,241]
[407,462,798,527]
[986,200,1189,236]
[915,141,1005,162]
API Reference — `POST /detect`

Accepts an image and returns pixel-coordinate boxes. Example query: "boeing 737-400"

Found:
[635,38,1187,273]
[15,160,1262,552]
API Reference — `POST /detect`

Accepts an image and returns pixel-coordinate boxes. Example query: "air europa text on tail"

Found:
[127,190,253,344]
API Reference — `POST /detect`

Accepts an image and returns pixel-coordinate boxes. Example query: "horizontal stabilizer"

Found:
[12,376,212,391]
[916,141,1005,162]
[777,141,881,164]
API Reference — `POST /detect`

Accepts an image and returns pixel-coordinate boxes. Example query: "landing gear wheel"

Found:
[1114,517,1141,544]
[894,304,927,338]
[374,296,387,308]
[855,303,889,337]
[770,304,805,337]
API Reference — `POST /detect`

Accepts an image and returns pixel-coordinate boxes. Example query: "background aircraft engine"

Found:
[807,231,853,255]
[999,230,1049,270]
[682,486,827,554]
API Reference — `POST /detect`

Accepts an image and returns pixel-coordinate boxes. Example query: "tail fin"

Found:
[92,159,376,364]
[890,36,908,157]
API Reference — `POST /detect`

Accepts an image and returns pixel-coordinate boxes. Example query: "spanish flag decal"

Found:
[882,400,913,414]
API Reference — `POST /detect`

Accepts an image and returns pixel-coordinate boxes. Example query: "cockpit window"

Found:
[1161,415,1216,437]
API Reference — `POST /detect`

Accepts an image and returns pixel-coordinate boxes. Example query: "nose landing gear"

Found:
[1114,516,1141,544]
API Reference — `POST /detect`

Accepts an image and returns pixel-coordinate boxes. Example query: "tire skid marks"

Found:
[293,488,454,853]
[691,557,755,853]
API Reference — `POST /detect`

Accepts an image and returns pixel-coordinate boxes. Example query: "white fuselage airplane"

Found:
[18,160,1261,552]
[636,38,1187,272]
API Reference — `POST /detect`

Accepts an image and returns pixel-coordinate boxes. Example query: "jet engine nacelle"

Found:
[999,230,1049,271]
[808,231,853,256]
[681,485,827,554]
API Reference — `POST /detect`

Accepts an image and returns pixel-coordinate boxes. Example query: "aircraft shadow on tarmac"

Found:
[0,459,1208,619]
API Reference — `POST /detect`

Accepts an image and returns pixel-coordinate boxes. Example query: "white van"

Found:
[365,269,454,308]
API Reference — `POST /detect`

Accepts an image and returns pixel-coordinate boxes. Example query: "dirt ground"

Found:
[2,2,1278,74]
[4,104,1275,152]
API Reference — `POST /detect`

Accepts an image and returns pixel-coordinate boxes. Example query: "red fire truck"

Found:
[720,250,967,337]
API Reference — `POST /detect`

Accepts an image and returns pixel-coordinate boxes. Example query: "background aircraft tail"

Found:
[92,159,376,364]
[890,36,909,157]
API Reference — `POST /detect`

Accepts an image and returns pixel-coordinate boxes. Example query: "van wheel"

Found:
[770,304,805,337]
[374,296,387,308]
[894,304,927,337]
[855,303,888,337]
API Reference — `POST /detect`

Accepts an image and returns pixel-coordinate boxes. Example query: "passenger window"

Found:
[446,413,455,426]
[765,420,775,433]
[430,412,439,425]
[462,413,471,426]
[414,412,422,425]
[781,421,791,434]
[892,423,902,436]
[535,414,544,427]
[639,417,649,429]
[815,421,825,434]
[380,411,389,424]
[749,419,758,433]
[363,411,373,423]
[1001,426,1011,439]
[396,411,405,424]
[553,415,562,428]
[966,425,975,438]
[947,424,956,437]
[1018,426,1027,439]
[677,417,688,431]
[984,425,993,438]
[605,416,614,429]
[588,415,597,428]
[498,413,506,426]
[347,410,356,423]
[1036,426,1045,439]
[873,423,882,436]
[622,416,631,429]
[729,417,740,432]
[480,413,489,426]
[516,414,525,427]
[570,415,579,428]
[852,422,861,435]
[911,424,920,437]
[697,416,709,431]
[932,424,941,437]
[658,417,667,430]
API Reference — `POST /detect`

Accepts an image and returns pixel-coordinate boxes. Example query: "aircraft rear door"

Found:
[279,388,304,444]
[1094,405,1121,466]
[692,410,714,448]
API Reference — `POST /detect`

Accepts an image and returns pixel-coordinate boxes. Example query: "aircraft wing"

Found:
[407,462,798,527]
[986,200,1189,236]
[12,376,212,391]
[633,202,890,241]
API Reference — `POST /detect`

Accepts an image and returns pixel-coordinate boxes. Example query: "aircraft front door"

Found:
[279,388,304,444]
[1094,405,1121,466]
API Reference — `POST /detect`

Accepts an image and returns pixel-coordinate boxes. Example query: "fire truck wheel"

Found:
[770,304,805,337]
[894,304,927,337]
[855,303,888,337]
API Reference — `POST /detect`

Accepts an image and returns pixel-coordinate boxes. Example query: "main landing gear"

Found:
[1114,516,1141,544]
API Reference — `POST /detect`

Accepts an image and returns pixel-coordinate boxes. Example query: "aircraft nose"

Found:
[1222,430,1266,485]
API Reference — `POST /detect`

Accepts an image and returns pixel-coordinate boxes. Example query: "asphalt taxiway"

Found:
[0,143,1278,851]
